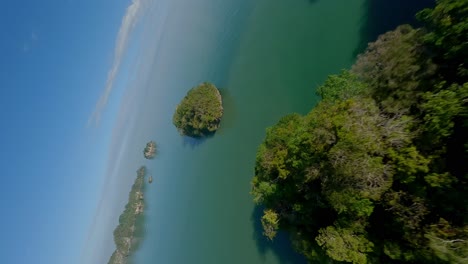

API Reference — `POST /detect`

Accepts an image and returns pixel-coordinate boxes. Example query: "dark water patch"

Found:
[251,206,307,264]
[205,0,255,89]
[355,0,435,57]
[216,87,237,133]
[181,134,214,148]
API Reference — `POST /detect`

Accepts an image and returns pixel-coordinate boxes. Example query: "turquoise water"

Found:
[91,0,433,263]
[130,0,365,263]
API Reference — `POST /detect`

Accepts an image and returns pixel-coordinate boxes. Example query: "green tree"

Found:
[425,219,468,263]
[251,1,467,263]
[421,82,468,144]
[316,226,374,264]
[352,25,436,114]
[173,82,223,137]
[261,209,280,240]
[316,70,368,102]
[107,167,146,264]
[417,0,468,81]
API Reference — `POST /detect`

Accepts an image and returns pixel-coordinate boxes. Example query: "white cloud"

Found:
[88,0,145,126]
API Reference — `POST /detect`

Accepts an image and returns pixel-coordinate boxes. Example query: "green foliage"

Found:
[387,146,430,183]
[316,70,369,101]
[252,83,410,262]
[383,191,428,233]
[251,177,277,204]
[421,83,468,143]
[352,25,436,113]
[173,82,223,137]
[425,219,468,263]
[425,172,457,188]
[251,1,468,263]
[143,141,157,159]
[107,166,146,264]
[417,0,468,81]
[327,192,374,217]
[261,209,280,240]
[316,226,374,264]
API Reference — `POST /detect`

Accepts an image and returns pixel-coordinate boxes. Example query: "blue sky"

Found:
[0,1,144,263]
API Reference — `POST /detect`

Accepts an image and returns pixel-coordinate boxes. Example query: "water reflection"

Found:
[251,206,307,264]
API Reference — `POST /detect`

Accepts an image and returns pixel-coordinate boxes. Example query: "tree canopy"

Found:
[173,82,223,137]
[143,141,157,159]
[252,1,468,263]
[108,167,146,264]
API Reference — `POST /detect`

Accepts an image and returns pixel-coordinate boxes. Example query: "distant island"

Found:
[143,141,157,159]
[107,166,146,264]
[173,82,223,137]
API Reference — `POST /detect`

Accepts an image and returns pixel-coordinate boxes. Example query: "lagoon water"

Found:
[91,0,433,263]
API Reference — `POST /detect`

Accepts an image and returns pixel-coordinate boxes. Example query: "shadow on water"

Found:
[354,0,435,57]
[181,134,215,149]
[251,206,307,264]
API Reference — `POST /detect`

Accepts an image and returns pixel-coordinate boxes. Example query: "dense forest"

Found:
[251,0,467,263]
[173,82,223,137]
[108,166,146,264]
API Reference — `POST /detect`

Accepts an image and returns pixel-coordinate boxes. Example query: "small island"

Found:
[173,82,223,137]
[143,141,157,159]
[107,166,147,264]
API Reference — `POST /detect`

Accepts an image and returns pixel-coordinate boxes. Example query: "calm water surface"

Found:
[127,0,365,263]
[98,0,432,263]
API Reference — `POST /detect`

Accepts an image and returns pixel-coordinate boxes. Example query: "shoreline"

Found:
[107,166,147,264]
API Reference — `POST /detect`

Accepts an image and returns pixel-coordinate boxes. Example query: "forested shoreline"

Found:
[252,0,467,263]
[107,166,147,264]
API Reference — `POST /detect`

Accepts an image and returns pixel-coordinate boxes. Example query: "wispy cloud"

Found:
[88,0,145,126]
